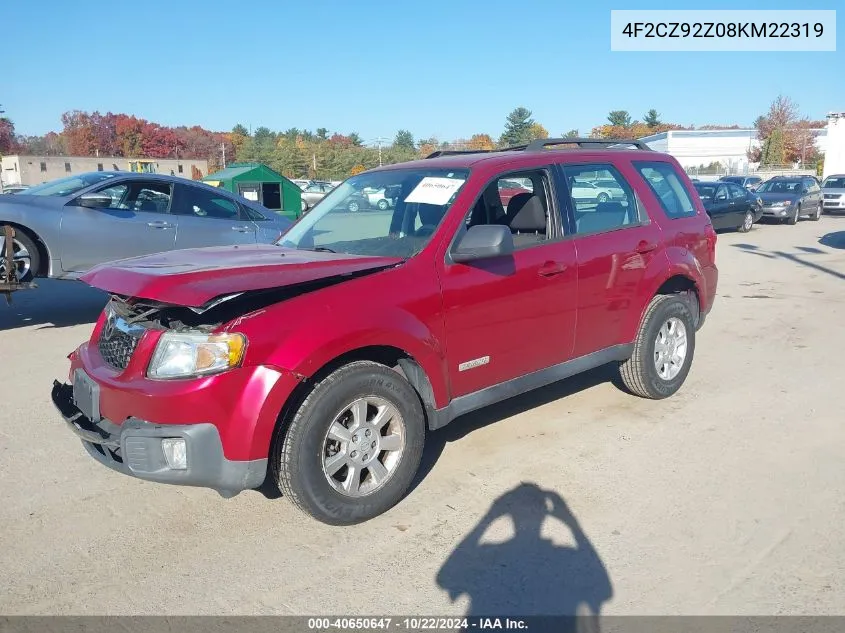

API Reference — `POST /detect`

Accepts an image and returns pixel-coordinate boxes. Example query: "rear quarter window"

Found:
[634,161,697,219]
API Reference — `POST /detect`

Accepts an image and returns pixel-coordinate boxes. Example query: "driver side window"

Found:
[89,181,172,213]
[465,170,555,249]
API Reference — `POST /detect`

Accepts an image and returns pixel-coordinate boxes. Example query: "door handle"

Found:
[635,240,658,254]
[538,262,567,277]
[147,221,174,229]
[231,225,253,233]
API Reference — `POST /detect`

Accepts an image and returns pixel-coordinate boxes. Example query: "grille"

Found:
[98,329,140,370]
[97,308,146,370]
[824,193,842,199]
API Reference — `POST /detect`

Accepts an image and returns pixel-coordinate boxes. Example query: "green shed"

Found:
[203,163,303,221]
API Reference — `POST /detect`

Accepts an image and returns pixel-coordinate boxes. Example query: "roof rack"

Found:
[524,137,652,151]
[425,137,650,159]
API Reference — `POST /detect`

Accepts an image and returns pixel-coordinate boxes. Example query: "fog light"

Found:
[161,438,187,470]
[779,210,787,216]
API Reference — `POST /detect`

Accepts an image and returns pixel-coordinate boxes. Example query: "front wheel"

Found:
[0,225,39,283]
[787,204,800,225]
[619,294,696,399]
[377,199,389,210]
[348,200,360,213]
[811,203,823,221]
[272,361,426,525]
[738,210,754,233]
[596,192,609,204]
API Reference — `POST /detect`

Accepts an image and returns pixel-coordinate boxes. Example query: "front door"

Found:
[171,183,257,249]
[708,184,733,229]
[727,183,751,226]
[61,179,176,272]
[437,168,578,398]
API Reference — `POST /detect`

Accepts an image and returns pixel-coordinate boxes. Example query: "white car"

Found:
[570,180,615,203]
[292,179,311,190]
[362,187,393,210]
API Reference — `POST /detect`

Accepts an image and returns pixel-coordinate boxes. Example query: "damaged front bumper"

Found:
[51,381,267,497]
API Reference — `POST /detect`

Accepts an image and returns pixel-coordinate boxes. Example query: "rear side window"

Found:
[635,162,696,219]
[561,164,639,235]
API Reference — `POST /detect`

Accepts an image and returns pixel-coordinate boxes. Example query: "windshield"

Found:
[21,173,117,196]
[279,168,469,258]
[822,177,845,189]
[756,180,801,194]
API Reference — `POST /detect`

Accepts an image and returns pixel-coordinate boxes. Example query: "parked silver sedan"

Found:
[0,172,292,283]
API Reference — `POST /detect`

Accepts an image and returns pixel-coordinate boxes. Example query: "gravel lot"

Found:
[2,216,845,616]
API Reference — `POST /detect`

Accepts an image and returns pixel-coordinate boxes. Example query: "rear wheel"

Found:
[597,192,609,204]
[619,294,696,399]
[738,210,754,233]
[272,361,426,525]
[377,199,389,210]
[0,226,39,283]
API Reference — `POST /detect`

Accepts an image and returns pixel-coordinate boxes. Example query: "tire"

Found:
[301,199,308,213]
[348,200,360,213]
[737,210,754,233]
[597,192,609,204]
[272,361,426,525]
[619,294,696,400]
[377,199,389,211]
[787,204,800,225]
[0,225,39,283]
[811,203,822,221]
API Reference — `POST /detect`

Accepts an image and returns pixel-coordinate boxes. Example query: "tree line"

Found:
[0,98,825,180]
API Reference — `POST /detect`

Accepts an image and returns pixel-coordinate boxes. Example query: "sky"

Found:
[3,0,842,144]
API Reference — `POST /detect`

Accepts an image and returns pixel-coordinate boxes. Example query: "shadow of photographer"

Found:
[437,482,612,632]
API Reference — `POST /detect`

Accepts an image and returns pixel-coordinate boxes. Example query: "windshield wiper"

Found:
[306,246,337,253]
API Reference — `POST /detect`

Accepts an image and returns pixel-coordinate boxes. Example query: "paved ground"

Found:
[2,216,845,616]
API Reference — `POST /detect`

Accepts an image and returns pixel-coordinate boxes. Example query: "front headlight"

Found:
[772,201,790,207]
[148,331,247,379]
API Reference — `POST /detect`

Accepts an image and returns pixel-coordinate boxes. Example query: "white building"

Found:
[639,128,828,174]
[1,155,210,187]
[822,113,845,179]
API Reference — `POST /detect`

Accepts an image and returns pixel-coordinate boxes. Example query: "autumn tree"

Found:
[607,110,632,127]
[749,95,819,166]
[644,109,661,128]
[528,122,549,140]
[468,133,495,150]
[0,117,17,154]
[393,129,415,150]
[500,107,535,147]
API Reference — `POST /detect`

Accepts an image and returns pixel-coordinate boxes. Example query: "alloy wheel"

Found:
[654,317,688,381]
[321,397,406,497]
[0,237,32,282]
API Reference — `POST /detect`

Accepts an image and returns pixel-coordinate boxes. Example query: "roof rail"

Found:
[425,138,651,159]
[524,137,652,151]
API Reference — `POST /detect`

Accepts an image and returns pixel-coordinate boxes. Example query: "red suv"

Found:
[52,139,718,525]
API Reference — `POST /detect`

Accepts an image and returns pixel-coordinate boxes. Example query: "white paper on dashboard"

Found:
[404,177,465,205]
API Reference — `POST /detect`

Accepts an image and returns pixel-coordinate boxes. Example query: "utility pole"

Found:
[1,106,6,194]
[372,136,388,167]
[221,142,226,168]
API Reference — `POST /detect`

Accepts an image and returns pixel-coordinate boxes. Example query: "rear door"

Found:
[61,179,176,272]
[171,183,258,249]
[559,161,663,356]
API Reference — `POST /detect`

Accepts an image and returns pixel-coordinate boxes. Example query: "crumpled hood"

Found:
[81,244,402,307]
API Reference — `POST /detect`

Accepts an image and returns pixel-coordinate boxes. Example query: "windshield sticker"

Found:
[404,177,465,205]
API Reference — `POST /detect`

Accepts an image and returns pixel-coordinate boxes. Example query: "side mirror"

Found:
[802,187,809,194]
[452,225,514,263]
[77,192,113,209]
